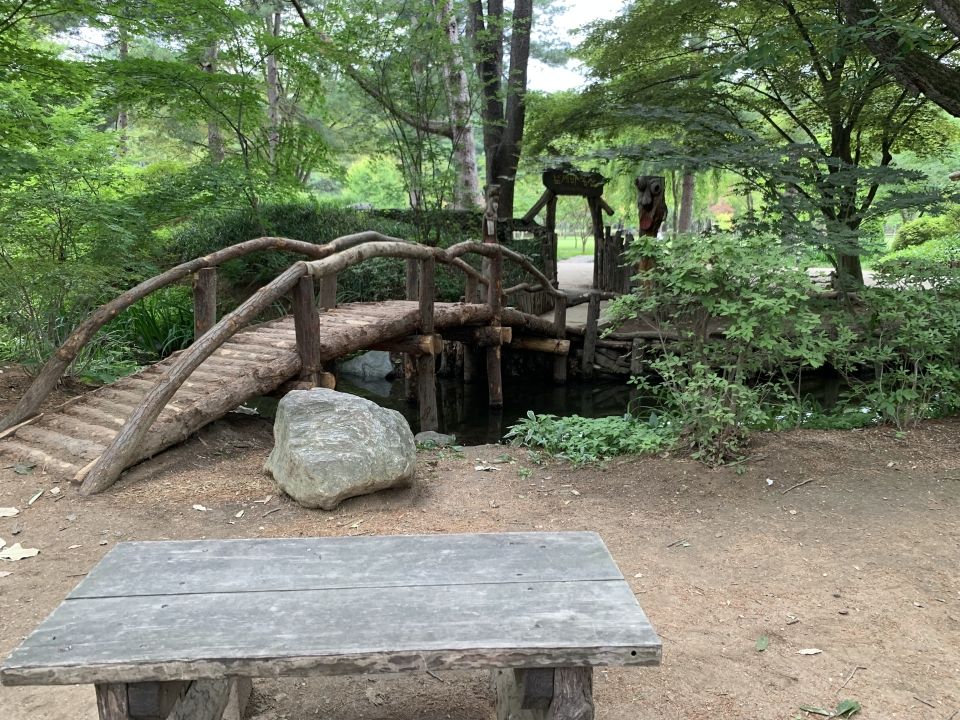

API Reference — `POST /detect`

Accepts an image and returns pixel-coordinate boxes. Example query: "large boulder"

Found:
[264,389,415,509]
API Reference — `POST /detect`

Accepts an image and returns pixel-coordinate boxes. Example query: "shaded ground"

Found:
[0,368,958,720]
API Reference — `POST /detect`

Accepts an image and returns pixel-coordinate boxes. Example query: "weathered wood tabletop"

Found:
[1,531,659,689]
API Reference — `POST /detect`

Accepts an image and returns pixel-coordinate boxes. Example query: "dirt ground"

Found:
[0,368,958,720]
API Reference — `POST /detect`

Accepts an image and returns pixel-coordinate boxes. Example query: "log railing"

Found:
[12,237,564,495]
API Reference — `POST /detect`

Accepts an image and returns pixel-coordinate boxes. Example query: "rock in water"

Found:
[264,389,415,509]
[338,350,394,380]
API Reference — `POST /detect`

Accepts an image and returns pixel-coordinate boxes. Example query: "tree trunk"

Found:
[678,171,695,233]
[203,43,225,164]
[264,8,282,171]
[470,0,532,219]
[116,24,128,154]
[436,0,482,209]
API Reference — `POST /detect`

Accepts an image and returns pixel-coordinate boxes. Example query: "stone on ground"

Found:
[414,430,456,447]
[264,389,415,509]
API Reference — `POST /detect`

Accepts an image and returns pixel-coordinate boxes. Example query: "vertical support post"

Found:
[318,273,337,310]
[404,259,419,402]
[581,290,601,378]
[417,256,439,431]
[192,267,217,341]
[588,198,604,290]
[552,293,567,385]
[486,248,504,407]
[463,274,480,383]
[292,274,322,386]
[96,683,131,719]
[630,337,644,377]
[545,193,558,286]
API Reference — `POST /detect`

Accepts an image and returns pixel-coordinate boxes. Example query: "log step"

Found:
[0,440,80,475]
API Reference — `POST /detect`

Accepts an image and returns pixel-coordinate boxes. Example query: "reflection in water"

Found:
[339,375,636,444]
[249,375,635,446]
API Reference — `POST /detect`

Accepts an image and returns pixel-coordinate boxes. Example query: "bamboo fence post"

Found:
[416,256,439,431]
[192,268,217,341]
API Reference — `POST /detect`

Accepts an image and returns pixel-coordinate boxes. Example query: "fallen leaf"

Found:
[68,544,81,550]
[192,504,207,512]
[14,463,36,476]
[798,705,833,716]
[756,635,769,652]
[798,648,823,655]
[765,478,774,486]
[0,571,11,578]
[474,464,497,472]
[253,496,271,504]
[49,487,61,496]
[27,489,43,505]
[834,699,862,717]
[235,510,244,518]
[350,519,364,529]
[0,507,18,518]
[570,489,581,496]
[0,543,39,561]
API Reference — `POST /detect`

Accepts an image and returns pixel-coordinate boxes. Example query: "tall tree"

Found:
[843,0,960,118]
[468,0,533,218]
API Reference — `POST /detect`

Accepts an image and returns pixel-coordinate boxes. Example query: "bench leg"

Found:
[95,679,250,720]
[493,667,594,720]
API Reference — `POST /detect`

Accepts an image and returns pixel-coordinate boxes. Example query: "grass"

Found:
[556,236,594,260]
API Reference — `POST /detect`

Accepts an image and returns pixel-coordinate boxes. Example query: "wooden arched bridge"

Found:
[0,233,572,495]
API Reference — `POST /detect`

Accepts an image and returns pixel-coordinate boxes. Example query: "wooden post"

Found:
[493,667,594,720]
[630,337,644,377]
[546,194,558,286]
[318,273,337,309]
[192,268,217,341]
[581,291,601,377]
[463,274,479,384]
[416,256,439,431]
[553,293,567,384]
[404,259,419,402]
[588,198,604,290]
[292,275,322,385]
[486,247,504,408]
[96,684,131,719]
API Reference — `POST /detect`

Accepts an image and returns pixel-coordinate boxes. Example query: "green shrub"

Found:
[891,215,952,251]
[505,411,675,464]
[113,286,195,362]
[874,235,960,290]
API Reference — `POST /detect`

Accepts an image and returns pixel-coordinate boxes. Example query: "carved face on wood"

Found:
[635,176,667,236]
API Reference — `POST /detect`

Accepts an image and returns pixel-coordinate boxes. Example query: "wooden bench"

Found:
[0,532,661,720]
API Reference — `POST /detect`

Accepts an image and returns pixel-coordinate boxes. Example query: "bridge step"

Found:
[0,302,505,484]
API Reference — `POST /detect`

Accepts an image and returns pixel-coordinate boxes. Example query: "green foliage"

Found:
[114,286,195,362]
[891,215,953,250]
[505,411,675,465]
[873,235,960,290]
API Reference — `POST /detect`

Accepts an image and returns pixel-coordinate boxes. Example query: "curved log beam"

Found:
[79,263,309,495]
[1,232,407,432]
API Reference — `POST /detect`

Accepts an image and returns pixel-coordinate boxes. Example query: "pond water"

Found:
[248,374,636,445]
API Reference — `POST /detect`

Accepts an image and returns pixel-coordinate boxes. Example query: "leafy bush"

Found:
[891,215,952,251]
[873,235,960,290]
[505,411,675,464]
[608,232,832,462]
[113,286,195,362]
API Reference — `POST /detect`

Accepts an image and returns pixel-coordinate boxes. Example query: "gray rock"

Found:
[338,350,394,380]
[264,389,415,510]
[414,430,456,447]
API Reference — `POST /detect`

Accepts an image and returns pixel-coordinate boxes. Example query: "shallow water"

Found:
[248,375,636,445]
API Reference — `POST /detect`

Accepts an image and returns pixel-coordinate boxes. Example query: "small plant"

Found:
[505,411,674,465]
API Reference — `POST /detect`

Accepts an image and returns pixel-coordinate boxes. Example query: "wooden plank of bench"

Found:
[68,532,623,598]
[2,579,660,686]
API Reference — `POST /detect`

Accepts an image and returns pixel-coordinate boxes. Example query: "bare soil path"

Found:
[0,368,957,720]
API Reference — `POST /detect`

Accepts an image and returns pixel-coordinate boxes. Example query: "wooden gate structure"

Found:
[0,232,571,495]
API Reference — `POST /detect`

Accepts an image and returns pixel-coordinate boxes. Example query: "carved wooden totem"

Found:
[635,175,667,237]
[635,176,668,292]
